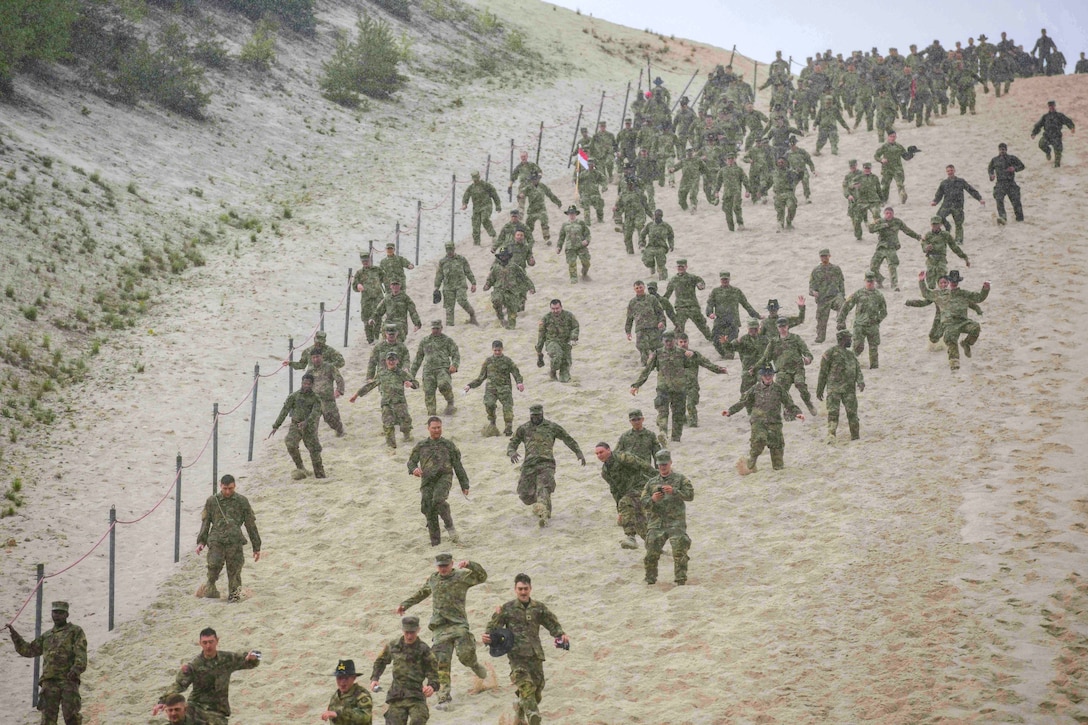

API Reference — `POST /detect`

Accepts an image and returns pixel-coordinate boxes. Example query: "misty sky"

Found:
[546,0,1088,70]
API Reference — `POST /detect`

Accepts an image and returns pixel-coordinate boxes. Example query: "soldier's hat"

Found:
[359,251,372,262]
[746,318,761,328]
[628,409,643,420]
[978,34,988,41]
[445,242,456,249]
[819,248,831,257]
[654,208,663,216]
[587,157,596,164]
[51,601,69,613]
[386,242,396,249]
[862,162,872,169]
[401,616,420,632]
[680,96,689,104]
[930,215,943,224]
[529,171,542,180]
[470,171,481,179]
[776,316,789,326]
[758,365,777,376]
[384,323,399,332]
[789,136,798,144]
[315,331,327,341]
[509,209,521,216]
[529,403,544,414]
[389,279,402,286]
[655,449,672,464]
[864,271,877,281]
[725,152,737,160]
[661,330,676,340]
[848,159,858,166]
[430,319,443,329]
[565,205,580,215]
[719,270,731,279]
[624,117,632,124]
[1047,100,1056,107]
[302,372,315,383]
[675,258,688,266]
[947,270,964,283]
[435,553,453,565]
[887,129,897,136]
[492,339,504,348]
[653,76,664,86]
[333,659,358,677]
[766,298,780,310]
[487,628,515,657]
[836,329,853,340]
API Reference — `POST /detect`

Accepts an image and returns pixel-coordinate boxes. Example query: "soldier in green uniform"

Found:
[161,694,205,724]
[664,260,713,343]
[838,272,888,369]
[155,627,259,725]
[509,150,542,213]
[867,206,920,291]
[920,215,969,286]
[988,143,1025,224]
[723,366,804,474]
[711,153,750,232]
[639,450,694,586]
[808,249,846,343]
[847,162,884,240]
[638,209,674,281]
[722,319,764,412]
[483,574,568,725]
[1031,100,1077,168]
[308,350,346,437]
[7,601,86,725]
[814,93,850,155]
[523,174,562,244]
[976,34,995,92]
[705,271,760,358]
[916,269,990,371]
[397,554,488,708]
[434,244,478,327]
[786,137,816,203]
[743,137,774,204]
[493,209,536,253]
[407,417,470,546]
[321,660,373,725]
[370,617,440,725]
[594,441,654,549]
[461,171,502,246]
[368,324,410,381]
[555,206,591,284]
[271,373,325,479]
[625,280,666,366]
[575,158,607,225]
[354,253,384,344]
[411,321,460,417]
[771,157,800,231]
[380,242,415,292]
[535,299,579,383]
[291,330,345,371]
[675,333,727,428]
[816,329,864,441]
[668,147,707,212]
[616,117,638,167]
[507,404,586,527]
[630,331,696,443]
[350,352,418,449]
[756,297,805,341]
[931,164,985,245]
[464,340,524,437]
[483,249,534,330]
[841,159,864,239]
[590,121,617,181]
[874,130,910,204]
[754,318,818,416]
[195,474,261,602]
[616,179,652,254]
[373,281,422,342]
[646,281,676,328]
[906,274,982,346]
[615,409,661,465]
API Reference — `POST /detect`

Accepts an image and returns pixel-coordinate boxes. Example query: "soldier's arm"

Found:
[965,181,983,202]
[289,350,310,371]
[406,442,422,475]
[506,428,524,458]
[837,294,855,327]
[509,360,524,386]
[779,386,803,419]
[10,630,42,658]
[434,264,443,291]
[197,498,213,546]
[569,313,580,342]
[488,184,502,209]
[534,318,546,354]
[335,370,346,396]
[625,300,636,335]
[694,351,724,374]
[242,499,261,553]
[463,259,476,286]
[816,352,830,398]
[354,380,379,398]
[400,580,433,611]
[675,475,695,502]
[539,603,566,639]
[463,560,488,585]
[466,361,488,390]
[424,647,441,693]
[877,296,888,323]
[449,442,470,491]
[1011,156,1025,173]
[369,644,391,683]
[485,604,508,633]
[408,299,421,328]
[969,301,983,315]
[904,298,932,307]
[933,181,946,205]
[330,689,373,725]
[631,355,657,390]
[545,184,562,206]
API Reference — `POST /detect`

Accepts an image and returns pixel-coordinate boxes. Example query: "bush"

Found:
[239,19,276,71]
[222,0,315,34]
[319,15,405,107]
[0,0,78,94]
[372,0,411,21]
[113,28,211,119]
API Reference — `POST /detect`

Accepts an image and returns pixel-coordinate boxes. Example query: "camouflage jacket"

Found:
[535,310,579,351]
[326,684,373,725]
[510,160,542,188]
[705,285,759,321]
[379,255,413,291]
[727,380,802,425]
[755,333,812,376]
[632,347,696,394]
[853,173,883,204]
[868,217,920,249]
[664,272,706,311]
[524,182,561,214]
[920,230,968,264]
[575,168,608,198]
[817,345,864,398]
[465,355,523,394]
[411,334,460,376]
[367,340,410,380]
[589,129,617,159]
[640,471,694,531]
[434,254,476,292]
[682,348,725,390]
[374,292,422,331]
[838,287,887,329]
[615,427,661,465]
[400,561,487,630]
[353,266,385,300]
[484,263,534,296]
[715,164,750,196]
[507,419,583,467]
[600,450,657,504]
[808,264,846,302]
[290,342,345,371]
[639,221,674,251]
[486,599,565,662]
[756,306,804,340]
[309,360,345,400]
[462,179,501,213]
[11,623,87,682]
[669,155,708,181]
[842,170,864,200]
[355,366,417,404]
[625,294,666,334]
[370,637,440,703]
[161,651,259,717]
[616,187,652,219]
[557,220,591,254]
[724,332,767,370]
[406,436,469,490]
[874,141,907,170]
[494,222,535,256]
[919,281,989,324]
[273,389,322,429]
[197,492,260,551]
[772,166,800,195]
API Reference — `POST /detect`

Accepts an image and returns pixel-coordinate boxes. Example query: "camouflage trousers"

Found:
[543,340,573,379]
[773,191,797,227]
[956,87,977,114]
[1038,134,1064,165]
[672,307,713,342]
[849,203,880,239]
[621,215,642,254]
[381,400,412,447]
[634,327,663,366]
[285,421,323,475]
[617,491,647,539]
[640,246,668,280]
[869,247,900,289]
[383,699,429,725]
[361,296,382,343]
[880,166,906,203]
[826,390,859,439]
[206,542,245,598]
[748,421,785,470]
[318,396,345,436]
[993,182,1023,222]
[936,205,966,244]
[189,706,228,725]
[420,475,454,546]
[441,287,475,325]
[507,656,546,725]
[517,460,556,514]
[720,190,744,231]
[815,124,840,154]
[852,323,881,368]
[685,385,701,427]
[490,290,520,328]
[814,296,844,343]
[564,248,590,281]
[943,318,981,365]
[653,388,687,441]
[38,679,81,725]
[644,525,691,584]
[924,258,949,288]
[470,210,497,246]
[432,624,486,689]
[677,176,700,210]
[579,192,604,223]
[421,369,455,416]
[711,316,739,357]
[526,209,551,242]
[483,387,515,427]
[776,368,814,409]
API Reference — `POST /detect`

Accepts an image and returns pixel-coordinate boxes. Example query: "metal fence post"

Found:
[534,122,544,165]
[415,201,422,266]
[247,364,259,462]
[174,454,181,564]
[288,338,294,395]
[212,403,219,495]
[344,267,352,348]
[108,506,116,631]
[319,302,325,332]
[450,174,456,245]
[31,563,43,708]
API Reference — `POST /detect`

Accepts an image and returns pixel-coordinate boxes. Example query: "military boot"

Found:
[848,419,860,440]
[384,426,397,449]
[827,419,838,444]
[467,309,479,326]
[201,577,221,599]
[620,535,638,549]
[770,447,785,470]
[557,363,571,383]
[445,312,455,327]
[507,311,517,329]
[503,416,514,436]
[436,691,453,710]
[483,417,500,437]
[311,451,326,479]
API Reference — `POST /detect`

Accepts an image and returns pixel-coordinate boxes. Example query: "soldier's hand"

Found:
[321,710,338,721]
[423,685,436,697]
[708,313,716,320]
[461,204,468,211]
[356,283,364,292]
[965,259,971,267]
[718,366,728,374]
[917,271,927,281]
[396,605,406,615]
[333,390,342,399]
[930,201,937,206]
[982,281,991,289]
[407,263,415,270]
[630,386,639,396]
[414,325,422,332]
[470,285,476,293]
[449,365,458,374]
[570,340,577,347]
[578,456,587,467]
[196,544,206,555]
[858,383,865,392]
[412,467,423,478]
[803,356,812,365]
[245,652,259,662]
[797,295,806,307]
[796,413,805,422]
[510,453,520,465]
[370,680,381,692]
[481,633,492,644]
[516,383,525,392]
[349,394,358,403]
[253,551,261,562]
[537,354,545,367]
[458,560,470,568]
[651,491,664,502]
[627,333,633,341]
[152,704,166,716]
[979,201,985,207]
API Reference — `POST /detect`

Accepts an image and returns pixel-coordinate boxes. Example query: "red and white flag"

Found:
[576,147,589,169]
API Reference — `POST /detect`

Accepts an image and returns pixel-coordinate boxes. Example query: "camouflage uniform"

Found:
[771,163,800,229]
[817,333,864,439]
[786,144,816,201]
[678,341,726,427]
[411,329,460,416]
[838,283,888,368]
[1031,107,1076,167]
[535,309,580,382]
[814,95,849,155]
[486,597,565,725]
[160,650,259,725]
[625,291,666,365]
[354,366,418,448]
[524,181,562,243]
[309,359,346,436]
[640,460,695,585]
[507,413,584,523]
[669,152,707,211]
[483,260,534,329]
[197,490,260,600]
[615,419,661,465]
[434,249,477,326]
[754,332,816,414]
[638,218,674,280]
[273,387,324,476]
[374,290,422,342]
[849,169,884,238]
[808,259,846,343]
[920,226,969,286]
[874,139,909,203]
[510,158,542,212]
[461,176,501,246]
[918,279,990,370]
[465,352,523,435]
[589,127,617,180]
[290,339,344,371]
[726,378,802,471]
[599,450,654,540]
[664,269,713,342]
[705,278,760,357]
[10,609,86,725]
[723,323,765,411]
[556,216,592,283]
[631,343,697,441]
[369,631,440,725]
[841,163,865,239]
[354,262,385,343]
[493,219,536,254]
[575,164,608,223]
[616,184,652,254]
[713,160,750,231]
[380,251,414,292]
[368,330,410,380]
[867,216,920,290]
[932,175,983,245]
[406,436,469,546]
[325,683,373,725]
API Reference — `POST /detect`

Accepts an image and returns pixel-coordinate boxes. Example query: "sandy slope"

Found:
[3,1,1088,722]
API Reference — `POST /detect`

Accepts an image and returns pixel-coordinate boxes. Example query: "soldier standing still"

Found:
[154,627,259,725]
[816,329,865,441]
[407,417,469,546]
[369,617,440,725]
[464,339,524,437]
[196,474,261,602]
[808,249,846,344]
[321,660,373,724]
[507,404,586,528]
[723,366,805,474]
[640,450,694,586]
[271,372,325,478]
[6,601,86,725]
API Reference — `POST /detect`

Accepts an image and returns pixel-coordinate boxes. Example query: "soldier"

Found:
[406,417,469,546]
[349,352,418,449]
[507,403,586,528]
[786,136,817,203]
[675,332,727,428]
[808,249,846,344]
[1076,52,1088,74]
[321,660,373,724]
[616,179,652,254]
[161,694,204,724]
[712,152,750,232]
[817,329,865,441]
[464,340,524,437]
[1030,100,1076,168]
[434,243,478,327]
[673,97,698,151]
[756,297,805,341]
[976,34,995,91]
[354,253,384,344]
[195,474,261,603]
[664,259,713,342]
[646,281,676,328]
[368,324,410,381]
[754,317,817,416]
[575,158,607,225]
[638,209,675,281]
[397,554,489,709]
[987,143,1026,224]
[630,330,696,443]
[483,249,534,330]
[838,272,888,369]
[555,206,591,284]
[155,628,259,725]
[493,209,536,254]
[509,150,542,212]
[290,330,345,371]
[906,274,983,347]
[916,269,991,371]
[722,318,764,412]
[848,161,884,240]
[841,159,863,238]
[920,215,970,287]
[482,574,568,725]
[6,601,86,725]
[271,373,325,479]
[535,299,579,383]
[625,280,667,366]
[590,121,617,181]
[369,617,440,725]
[867,206,920,292]
[411,320,460,417]
[722,366,805,474]
[615,117,638,166]
[743,137,774,204]
[373,281,422,342]
[461,171,502,246]
[639,449,694,586]
[615,408,662,464]
[705,271,761,358]
[307,350,346,437]
[593,441,655,550]
[380,242,415,292]
[771,156,800,231]
[814,93,850,156]
[668,147,707,212]
[874,130,911,204]
[523,173,562,244]
[931,164,985,245]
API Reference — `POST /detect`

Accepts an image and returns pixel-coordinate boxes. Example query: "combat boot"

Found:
[467,310,479,326]
[826,420,838,444]
[483,419,500,437]
[531,502,548,528]
[848,420,860,440]
[770,448,785,470]
[557,364,571,383]
[428,522,441,546]
[869,346,879,369]
[620,535,638,549]
[503,417,514,436]
[311,451,326,479]
[200,580,221,599]
[436,691,453,710]
[507,311,517,329]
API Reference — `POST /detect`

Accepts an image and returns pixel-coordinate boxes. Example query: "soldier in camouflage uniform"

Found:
[575,159,607,225]
[625,280,666,366]
[675,333,727,428]
[556,206,591,284]
[874,130,910,204]
[493,210,536,254]
[196,474,261,602]
[370,617,440,725]
[594,441,654,549]
[373,281,422,342]
[483,574,568,725]
[461,171,502,246]
[867,206,920,291]
[771,157,800,231]
[847,162,884,240]
[590,121,617,181]
[647,281,676,328]
[754,318,818,416]
[524,174,562,244]
[156,627,259,725]
[630,331,697,443]
[411,321,460,417]
[380,242,415,292]
[711,153,750,232]
[814,93,850,155]
[638,209,674,281]
[808,249,846,343]
[723,367,804,474]
[639,450,694,586]
[272,373,325,478]
[509,151,542,213]
[931,164,985,245]
[407,417,470,546]
[354,253,385,344]
[837,272,888,369]
[368,324,411,380]
[743,138,774,204]
[161,694,205,724]
[1031,100,1077,168]
[7,601,86,725]
[434,244,478,327]
[668,147,707,212]
[705,271,760,358]
[916,269,991,371]
[841,159,864,240]
[397,554,488,709]
[483,250,534,330]
[507,404,586,527]
[291,330,345,371]
[756,298,805,341]
[817,329,864,441]
[535,299,579,382]
[988,143,1026,224]
[722,319,764,413]
[321,660,373,725]
[308,350,346,437]
[920,215,969,287]
[616,180,652,254]
[350,352,418,449]
[615,409,662,465]
[465,340,524,436]
[664,260,714,343]
[786,137,816,203]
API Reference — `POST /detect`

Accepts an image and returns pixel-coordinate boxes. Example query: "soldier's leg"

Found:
[950,209,965,244]
[794,376,816,414]
[774,194,787,227]
[535,466,556,520]
[223,544,245,599]
[544,340,562,379]
[644,530,666,583]
[482,388,500,436]
[442,291,457,326]
[39,681,62,725]
[617,493,646,540]
[895,168,906,203]
[205,543,225,597]
[869,249,886,287]
[470,212,483,246]
[732,195,745,228]
[653,250,667,280]
[653,389,671,438]
[829,126,840,154]
[962,320,981,354]
[670,531,691,584]
[499,391,515,435]
[422,371,439,416]
[565,252,578,283]
[844,391,860,440]
[579,249,591,279]
[815,303,830,343]
[381,405,397,448]
[690,312,714,343]
[686,386,700,428]
[768,424,786,469]
[482,216,497,241]
[420,482,443,546]
[60,680,82,725]
[622,219,637,254]
[509,660,542,724]
[1008,184,1023,221]
[1053,137,1063,167]
[826,391,842,437]
[321,397,345,436]
[927,308,942,344]
[302,428,324,478]
[786,198,797,227]
[432,477,455,533]
[815,126,829,154]
[880,169,892,203]
[868,327,880,368]
[539,216,551,243]
[431,635,456,697]
[747,423,768,470]
[285,426,306,472]
[435,370,455,410]
[455,628,488,679]
[993,187,1008,221]
[455,289,476,324]
[801,173,811,201]
[887,251,900,290]
[395,402,413,438]
[669,390,687,441]
[516,467,537,507]
[942,327,962,370]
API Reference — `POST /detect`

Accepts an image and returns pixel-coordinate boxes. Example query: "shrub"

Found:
[0,0,78,94]
[319,15,405,107]
[222,0,315,34]
[239,19,276,71]
[113,29,210,119]
[372,0,411,21]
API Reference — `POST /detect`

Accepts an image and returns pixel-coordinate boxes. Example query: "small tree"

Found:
[239,19,276,71]
[319,14,405,107]
[0,0,79,94]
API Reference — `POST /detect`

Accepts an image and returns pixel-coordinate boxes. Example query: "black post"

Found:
[636,68,644,94]
[619,81,631,126]
[671,69,700,114]
[395,222,401,255]
[753,63,759,103]
[288,338,294,395]
[534,122,544,166]
[212,403,219,495]
[566,104,583,168]
[508,139,514,203]
[247,363,259,462]
[31,563,42,708]
[319,302,325,332]
[108,506,116,631]
[344,268,352,348]
[484,153,491,182]
[415,201,422,266]
[174,454,181,563]
[450,174,456,245]
[593,91,605,132]
[729,43,736,68]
